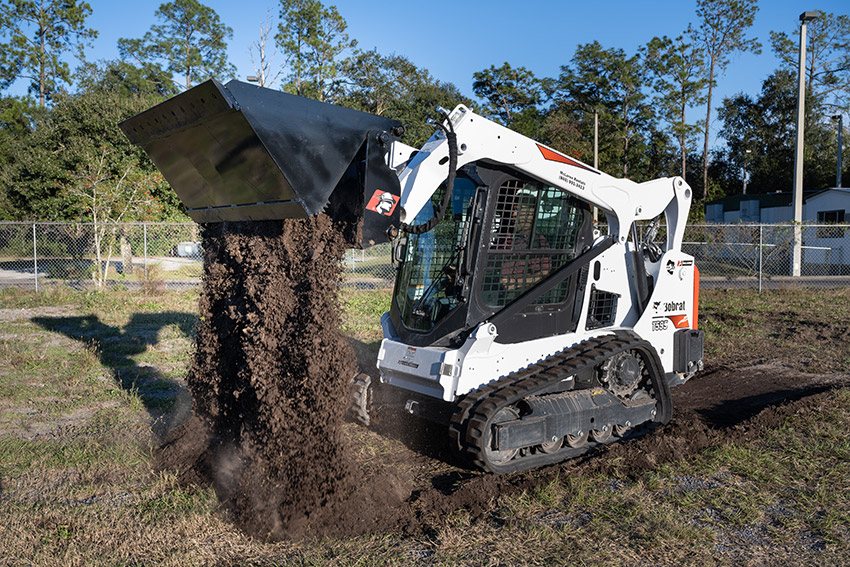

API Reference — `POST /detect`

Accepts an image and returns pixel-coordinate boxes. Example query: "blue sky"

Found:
[7,0,849,147]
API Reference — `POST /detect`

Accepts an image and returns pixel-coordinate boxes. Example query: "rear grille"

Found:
[586,285,618,330]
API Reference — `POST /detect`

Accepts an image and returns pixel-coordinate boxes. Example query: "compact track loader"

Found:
[122,79,704,473]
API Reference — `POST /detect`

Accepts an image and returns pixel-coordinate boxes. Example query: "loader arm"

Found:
[395,105,691,250]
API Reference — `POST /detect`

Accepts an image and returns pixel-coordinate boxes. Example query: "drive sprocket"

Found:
[599,350,645,400]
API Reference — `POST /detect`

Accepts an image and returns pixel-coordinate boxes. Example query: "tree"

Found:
[717,70,798,195]
[770,11,850,113]
[248,9,283,88]
[64,147,166,288]
[553,42,655,178]
[767,12,850,194]
[0,0,97,106]
[338,49,471,147]
[545,42,614,165]
[695,0,761,198]
[276,0,356,102]
[472,62,543,137]
[643,28,707,180]
[75,59,178,97]
[538,105,586,162]
[118,0,235,90]
[0,94,40,218]
[0,88,182,221]
[609,52,654,178]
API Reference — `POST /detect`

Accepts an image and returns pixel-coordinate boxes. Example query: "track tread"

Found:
[451,332,672,473]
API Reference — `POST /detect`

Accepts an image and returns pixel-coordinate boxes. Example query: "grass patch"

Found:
[0,287,849,565]
[651,388,850,554]
[0,432,147,474]
[0,286,82,308]
[340,288,391,342]
[701,287,850,372]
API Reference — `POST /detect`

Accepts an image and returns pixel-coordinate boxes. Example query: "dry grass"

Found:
[0,287,848,565]
[700,287,850,372]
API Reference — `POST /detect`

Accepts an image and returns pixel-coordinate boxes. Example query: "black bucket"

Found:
[120,79,404,245]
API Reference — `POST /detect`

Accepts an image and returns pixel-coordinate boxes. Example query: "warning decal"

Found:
[366,190,400,216]
[536,144,600,174]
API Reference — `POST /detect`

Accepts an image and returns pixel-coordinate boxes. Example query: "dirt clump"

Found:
[156,215,411,540]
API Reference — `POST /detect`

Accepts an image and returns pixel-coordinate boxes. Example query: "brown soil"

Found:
[318,363,849,538]
[156,215,391,540]
[163,344,849,539]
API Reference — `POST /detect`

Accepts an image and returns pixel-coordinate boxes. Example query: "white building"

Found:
[705,188,849,224]
[705,188,850,273]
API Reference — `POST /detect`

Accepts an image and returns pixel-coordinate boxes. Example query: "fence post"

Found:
[32,223,38,292]
[143,223,148,282]
[758,225,763,293]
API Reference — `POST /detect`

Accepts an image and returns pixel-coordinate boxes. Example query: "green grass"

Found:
[340,289,392,338]
[0,433,147,474]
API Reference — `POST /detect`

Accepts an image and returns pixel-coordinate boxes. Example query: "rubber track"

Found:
[448,332,672,474]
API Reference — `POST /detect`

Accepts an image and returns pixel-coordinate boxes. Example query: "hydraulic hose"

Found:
[400,113,458,235]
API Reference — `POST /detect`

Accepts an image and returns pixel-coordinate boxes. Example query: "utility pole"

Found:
[792,11,817,277]
[833,114,843,188]
[593,109,599,172]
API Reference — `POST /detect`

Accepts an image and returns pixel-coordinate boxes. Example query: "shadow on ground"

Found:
[697,384,834,427]
[33,312,197,435]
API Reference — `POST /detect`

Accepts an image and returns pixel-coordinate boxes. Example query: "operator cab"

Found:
[390,162,594,348]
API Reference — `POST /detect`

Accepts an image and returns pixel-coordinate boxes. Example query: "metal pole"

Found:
[593,109,599,223]
[593,109,599,170]
[792,12,817,277]
[143,223,148,281]
[758,225,763,293]
[32,223,38,292]
[837,115,843,188]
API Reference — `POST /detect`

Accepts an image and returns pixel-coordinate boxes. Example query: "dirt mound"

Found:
[156,216,411,540]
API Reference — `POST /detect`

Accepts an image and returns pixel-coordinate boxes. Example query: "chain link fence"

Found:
[0,222,397,291]
[1,222,848,292]
[685,224,850,290]
[0,222,205,291]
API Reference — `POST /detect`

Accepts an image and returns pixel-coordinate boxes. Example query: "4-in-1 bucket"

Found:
[120,79,404,245]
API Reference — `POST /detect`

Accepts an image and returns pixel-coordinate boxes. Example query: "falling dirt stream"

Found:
[156,215,412,539]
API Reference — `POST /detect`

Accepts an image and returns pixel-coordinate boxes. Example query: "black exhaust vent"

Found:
[586,285,619,330]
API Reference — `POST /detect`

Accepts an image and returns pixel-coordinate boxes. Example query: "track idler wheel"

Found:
[539,436,564,454]
[613,421,632,437]
[483,407,520,466]
[566,430,589,448]
[590,425,612,443]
